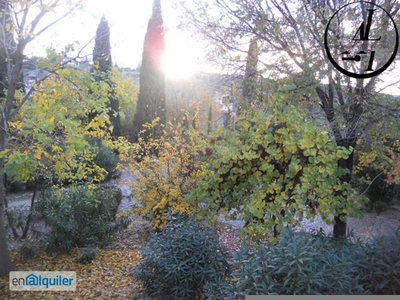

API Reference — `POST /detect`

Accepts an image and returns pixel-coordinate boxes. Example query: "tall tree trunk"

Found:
[316,80,362,238]
[21,184,37,239]
[333,139,357,238]
[5,198,20,239]
[0,36,25,278]
[0,162,14,275]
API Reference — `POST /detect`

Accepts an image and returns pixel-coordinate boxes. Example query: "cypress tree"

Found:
[93,16,121,137]
[241,38,259,109]
[93,16,112,72]
[132,0,166,142]
[207,105,212,134]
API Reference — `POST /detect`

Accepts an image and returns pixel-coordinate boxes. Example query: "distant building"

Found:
[22,56,92,92]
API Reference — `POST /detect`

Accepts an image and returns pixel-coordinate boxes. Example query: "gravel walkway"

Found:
[5,170,400,244]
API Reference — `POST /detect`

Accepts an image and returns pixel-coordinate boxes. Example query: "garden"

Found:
[1,0,400,299]
[1,104,399,298]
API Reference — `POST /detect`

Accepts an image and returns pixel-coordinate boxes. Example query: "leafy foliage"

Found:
[126,117,208,229]
[90,137,119,180]
[225,229,366,296]
[353,165,400,213]
[1,65,132,254]
[133,215,230,299]
[181,0,399,239]
[386,140,400,185]
[220,228,400,297]
[358,233,400,294]
[191,105,359,243]
[36,185,128,253]
[0,0,87,277]
[3,67,120,187]
[352,111,400,212]
[113,68,139,141]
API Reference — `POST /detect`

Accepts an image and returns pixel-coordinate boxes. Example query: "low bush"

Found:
[357,233,400,294]
[132,215,230,299]
[128,118,208,229]
[19,241,39,259]
[190,105,358,243]
[77,247,98,264]
[36,184,129,254]
[220,228,400,298]
[352,166,400,213]
[91,138,119,181]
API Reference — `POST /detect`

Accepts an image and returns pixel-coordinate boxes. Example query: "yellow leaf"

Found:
[35,148,42,160]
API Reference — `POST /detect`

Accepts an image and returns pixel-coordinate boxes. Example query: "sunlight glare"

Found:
[162,29,200,79]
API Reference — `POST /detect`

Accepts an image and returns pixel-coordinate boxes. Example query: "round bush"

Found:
[353,166,400,213]
[36,185,125,252]
[224,228,400,297]
[133,215,230,299]
[224,230,364,297]
[93,141,119,180]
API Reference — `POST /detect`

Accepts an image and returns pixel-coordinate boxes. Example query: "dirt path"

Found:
[5,171,400,243]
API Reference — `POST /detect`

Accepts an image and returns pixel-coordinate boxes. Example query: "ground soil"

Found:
[4,184,400,253]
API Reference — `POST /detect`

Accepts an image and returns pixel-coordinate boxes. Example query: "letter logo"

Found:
[26,274,39,286]
[324,1,398,78]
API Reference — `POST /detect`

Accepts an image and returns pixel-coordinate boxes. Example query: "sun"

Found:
[162,29,200,79]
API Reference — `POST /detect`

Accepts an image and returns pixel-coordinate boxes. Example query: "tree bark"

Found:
[333,215,347,238]
[333,141,357,238]
[22,184,37,239]
[0,36,24,279]
[316,81,360,238]
[0,170,14,276]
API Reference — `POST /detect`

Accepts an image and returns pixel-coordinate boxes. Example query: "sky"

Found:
[24,0,400,94]
[25,0,207,78]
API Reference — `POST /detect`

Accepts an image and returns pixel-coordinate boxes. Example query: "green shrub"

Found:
[19,242,38,259]
[191,105,358,243]
[222,228,400,297]
[36,184,129,252]
[132,215,230,299]
[357,233,400,294]
[224,229,365,297]
[77,247,98,264]
[91,138,119,181]
[129,118,207,230]
[352,166,400,213]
